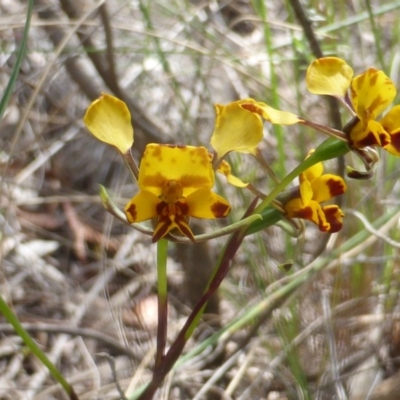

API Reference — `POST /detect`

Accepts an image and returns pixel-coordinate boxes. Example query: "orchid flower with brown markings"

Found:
[125,144,231,242]
[84,94,231,242]
[306,57,400,155]
[283,151,347,233]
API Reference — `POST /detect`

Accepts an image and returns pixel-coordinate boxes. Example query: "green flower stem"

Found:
[155,239,168,368]
[245,206,284,236]
[365,0,386,70]
[0,296,78,400]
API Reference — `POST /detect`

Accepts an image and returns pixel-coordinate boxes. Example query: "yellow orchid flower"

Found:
[349,68,396,148]
[210,99,301,162]
[284,155,347,233]
[306,57,354,97]
[306,57,398,150]
[84,93,134,154]
[125,144,231,242]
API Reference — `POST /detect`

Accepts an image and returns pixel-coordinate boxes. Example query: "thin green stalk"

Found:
[365,0,386,70]
[155,239,168,368]
[0,296,78,399]
[0,0,33,120]
[276,305,311,399]
[254,0,286,175]
[138,0,189,124]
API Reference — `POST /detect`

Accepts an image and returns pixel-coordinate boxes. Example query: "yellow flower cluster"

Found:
[84,56,398,239]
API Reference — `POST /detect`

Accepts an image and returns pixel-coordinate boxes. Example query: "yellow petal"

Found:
[185,189,231,218]
[241,102,301,125]
[350,68,396,122]
[311,174,347,203]
[302,161,323,183]
[84,93,134,154]
[138,144,214,196]
[210,99,264,159]
[311,202,333,232]
[284,197,303,217]
[224,173,249,188]
[381,105,400,133]
[382,105,400,156]
[299,173,313,206]
[125,190,159,222]
[306,57,353,97]
[217,160,248,188]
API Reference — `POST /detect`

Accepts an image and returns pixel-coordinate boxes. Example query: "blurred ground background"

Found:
[2,0,400,399]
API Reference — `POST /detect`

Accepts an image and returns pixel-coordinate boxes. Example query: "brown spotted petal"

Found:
[125,190,159,223]
[311,174,347,204]
[348,68,396,150]
[349,119,391,149]
[284,198,331,232]
[350,68,396,122]
[283,160,346,233]
[322,205,344,233]
[185,188,231,219]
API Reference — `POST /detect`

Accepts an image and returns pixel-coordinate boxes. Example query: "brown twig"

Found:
[63,202,119,260]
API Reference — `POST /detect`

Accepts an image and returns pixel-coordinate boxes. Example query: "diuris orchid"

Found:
[284,153,347,233]
[84,94,231,242]
[125,144,231,242]
[306,57,400,155]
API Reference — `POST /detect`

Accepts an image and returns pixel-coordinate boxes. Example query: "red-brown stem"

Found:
[155,295,168,368]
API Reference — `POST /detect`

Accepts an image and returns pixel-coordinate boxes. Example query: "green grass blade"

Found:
[0,0,33,120]
[0,296,78,399]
